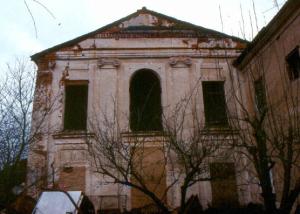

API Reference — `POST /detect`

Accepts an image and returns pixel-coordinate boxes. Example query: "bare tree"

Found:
[87,103,171,213]
[23,0,58,37]
[163,97,231,214]
[86,77,232,213]
[226,52,300,213]
[0,58,36,206]
[0,58,56,209]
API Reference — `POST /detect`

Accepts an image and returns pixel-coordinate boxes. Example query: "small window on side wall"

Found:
[64,82,88,131]
[254,78,267,115]
[286,46,300,81]
[202,81,228,127]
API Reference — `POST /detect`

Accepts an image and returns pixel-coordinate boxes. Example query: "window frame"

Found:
[129,69,163,132]
[63,80,89,131]
[286,46,300,81]
[202,81,228,127]
[254,77,267,115]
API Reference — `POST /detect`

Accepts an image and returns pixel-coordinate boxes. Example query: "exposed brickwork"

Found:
[59,166,86,191]
[36,72,53,87]
[35,53,56,71]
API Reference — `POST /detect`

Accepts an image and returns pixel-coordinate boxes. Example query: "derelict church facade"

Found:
[27,7,257,211]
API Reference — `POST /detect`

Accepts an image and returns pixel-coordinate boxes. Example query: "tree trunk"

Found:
[279,185,300,214]
[255,124,277,213]
[179,183,188,214]
[121,181,170,213]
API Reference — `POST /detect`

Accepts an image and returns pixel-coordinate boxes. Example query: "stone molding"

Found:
[97,58,120,69]
[169,56,192,68]
[53,131,94,139]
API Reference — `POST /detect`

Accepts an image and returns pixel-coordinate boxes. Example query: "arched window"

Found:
[130,69,162,131]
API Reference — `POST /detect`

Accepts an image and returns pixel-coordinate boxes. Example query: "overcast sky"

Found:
[0,0,286,69]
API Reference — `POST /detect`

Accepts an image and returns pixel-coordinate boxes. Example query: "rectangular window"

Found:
[286,46,300,80]
[64,83,88,130]
[210,162,239,207]
[202,81,228,126]
[254,78,267,114]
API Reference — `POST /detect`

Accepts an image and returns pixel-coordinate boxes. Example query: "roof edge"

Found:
[234,0,300,69]
[31,9,141,62]
[31,7,247,62]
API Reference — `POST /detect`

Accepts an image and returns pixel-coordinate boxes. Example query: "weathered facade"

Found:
[235,0,300,210]
[27,4,300,211]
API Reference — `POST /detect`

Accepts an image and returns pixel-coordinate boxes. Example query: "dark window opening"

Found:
[254,78,267,115]
[286,46,300,80]
[64,84,88,130]
[210,162,239,207]
[130,69,162,132]
[202,81,228,127]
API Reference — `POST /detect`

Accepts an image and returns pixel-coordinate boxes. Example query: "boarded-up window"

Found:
[210,162,239,207]
[286,46,300,80]
[254,78,267,115]
[131,147,166,209]
[64,84,88,130]
[202,81,228,126]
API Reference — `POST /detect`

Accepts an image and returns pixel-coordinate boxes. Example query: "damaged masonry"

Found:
[27,1,300,213]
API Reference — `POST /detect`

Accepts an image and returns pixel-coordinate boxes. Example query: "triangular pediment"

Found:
[95,7,226,37]
[31,7,247,61]
[117,9,177,28]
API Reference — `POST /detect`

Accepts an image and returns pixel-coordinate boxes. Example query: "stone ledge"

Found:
[53,131,94,139]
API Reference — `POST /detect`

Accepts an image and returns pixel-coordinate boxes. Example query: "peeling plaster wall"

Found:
[238,5,300,206]
[28,32,251,210]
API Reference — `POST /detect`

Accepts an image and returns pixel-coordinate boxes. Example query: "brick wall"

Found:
[59,166,86,191]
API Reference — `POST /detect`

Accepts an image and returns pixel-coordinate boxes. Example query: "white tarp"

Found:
[32,191,82,214]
